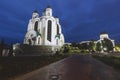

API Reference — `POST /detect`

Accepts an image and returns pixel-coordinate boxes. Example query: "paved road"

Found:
[15,55,120,80]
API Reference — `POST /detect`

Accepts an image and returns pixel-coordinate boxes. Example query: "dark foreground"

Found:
[0,55,68,80]
[15,55,120,80]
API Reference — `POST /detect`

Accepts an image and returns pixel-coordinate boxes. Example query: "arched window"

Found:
[34,21,38,31]
[47,20,52,42]
[57,24,59,35]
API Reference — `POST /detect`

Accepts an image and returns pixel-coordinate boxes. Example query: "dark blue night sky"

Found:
[0,0,120,44]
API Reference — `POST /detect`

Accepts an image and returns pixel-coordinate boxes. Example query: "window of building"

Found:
[34,21,38,31]
[57,24,59,35]
[47,20,52,42]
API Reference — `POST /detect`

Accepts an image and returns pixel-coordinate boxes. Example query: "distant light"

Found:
[13,45,16,50]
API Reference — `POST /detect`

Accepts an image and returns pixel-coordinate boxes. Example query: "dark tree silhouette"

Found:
[88,41,95,52]
[71,42,78,47]
[8,43,13,56]
[78,43,89,50]
[63,44,70,53]
[96,42,102,52]
[102,38,113,52]
[0,38,5,56]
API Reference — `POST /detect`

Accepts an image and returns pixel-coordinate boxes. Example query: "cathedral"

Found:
[13,6,65,56]
[24,6,64,46]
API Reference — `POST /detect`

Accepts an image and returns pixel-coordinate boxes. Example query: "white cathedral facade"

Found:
[13,6,65,56]
[24,6,64,47]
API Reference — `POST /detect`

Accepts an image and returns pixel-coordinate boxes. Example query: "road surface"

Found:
[15,55,120,80]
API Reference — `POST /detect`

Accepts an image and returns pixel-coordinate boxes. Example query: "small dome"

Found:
[43,5,51,12]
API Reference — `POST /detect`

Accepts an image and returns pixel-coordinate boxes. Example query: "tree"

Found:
[102,38,113,52]
[71,42,78,47]
[63,44,70,53]
[78,43,89,53]
[0,38,5,56]
[8,43,13,56]
[96,42,101,52]
[88,41,95,52]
